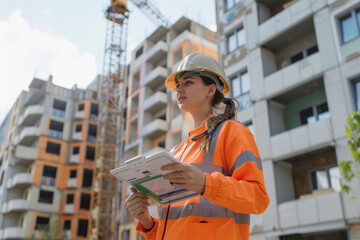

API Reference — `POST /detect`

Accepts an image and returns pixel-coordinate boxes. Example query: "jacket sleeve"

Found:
[136,216,158,240]
[202,121,269,214]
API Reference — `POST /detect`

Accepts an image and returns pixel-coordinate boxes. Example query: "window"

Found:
[0,171,4,186]
[311,166,341,192]
[86,146,95,161]
[64,220,71,230]
[224,0,242,11]
[38,190,54,204]
[173,47,183,64]
[354,80,360,111]
[75,124,82,132]
[230,71,251,111]
[82,169,93,188]
[340,9,360,43]
[66,194,74,204]
[135,46,143,59]
[77,219,88,237]
[90,103,99,121]
[49,120,64,139]
[42,166,57,186]
[46,141,61,155]
[227,28,245,53]
[78,103,84,111]
[35,217,49,230]
[73,146,79,155]
[88,124,97,142]
[299,102,329,125]
[70,170,77,178]
[53,99,66,111]
[289,44,318,64]
[80,193,91,210]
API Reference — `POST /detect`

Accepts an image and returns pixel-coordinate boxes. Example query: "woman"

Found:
[126,53,269,240]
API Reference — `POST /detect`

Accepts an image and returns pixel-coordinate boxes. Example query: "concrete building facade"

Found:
[118,16,218,239]
[215,0,360,239]
[0,76,100,239]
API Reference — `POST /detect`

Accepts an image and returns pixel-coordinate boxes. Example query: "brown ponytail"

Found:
[190,76,238,152]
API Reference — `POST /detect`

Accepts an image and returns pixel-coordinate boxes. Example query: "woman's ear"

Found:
[207,85,216,97]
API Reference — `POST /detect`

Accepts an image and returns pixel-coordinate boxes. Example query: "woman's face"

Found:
[175,75,213,113]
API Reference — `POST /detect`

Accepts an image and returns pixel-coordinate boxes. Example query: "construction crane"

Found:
[89,0,170,239]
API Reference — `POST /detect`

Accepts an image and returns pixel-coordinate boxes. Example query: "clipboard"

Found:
[110,151,199,205]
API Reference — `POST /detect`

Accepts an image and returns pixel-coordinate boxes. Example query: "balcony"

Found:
[24,89,45,106]
[51,108,66,118]
[48,129,63,140]
[70,154,79,163]
[72,132,82,141]
[75,110,85,119]
[271,118,333,160]
[264,52,322,98]
[2,199,30,213]
[41,176,56,186]
[142,119,167,139]
[90,114,98,121]
[18,104,44,126]
[67,178,77,188]
[2,227,27,239]
[257,0,326,44]
[87,135,96,143]
[278,191,344,229]
[146,41,168,64]
[64,204,74,214]
[15,145,37,160]
[17,126,41,146]
[143,92,167,114]
[124,137,140,152]
[143,66,167,89]
[6,173,33,189]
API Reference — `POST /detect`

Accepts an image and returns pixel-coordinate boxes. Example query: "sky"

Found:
[0,0,217,123]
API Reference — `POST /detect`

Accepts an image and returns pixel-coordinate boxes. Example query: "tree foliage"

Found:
[339,111,360,198]
[37,214,67,240]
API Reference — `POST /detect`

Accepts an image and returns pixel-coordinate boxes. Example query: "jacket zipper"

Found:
[161,140,190,240]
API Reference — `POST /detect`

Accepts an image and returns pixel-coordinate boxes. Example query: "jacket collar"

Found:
[188,114,214,138]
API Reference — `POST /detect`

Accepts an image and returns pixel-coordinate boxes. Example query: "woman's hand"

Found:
[126,187,154,230]
[162,164,206,194]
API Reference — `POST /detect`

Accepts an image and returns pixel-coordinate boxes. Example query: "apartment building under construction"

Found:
[215,0,360,239]
[0,76,101,239]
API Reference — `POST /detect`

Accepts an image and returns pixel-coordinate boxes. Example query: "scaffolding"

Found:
[89,1,129,239]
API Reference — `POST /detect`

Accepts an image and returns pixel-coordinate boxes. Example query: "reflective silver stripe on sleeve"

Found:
[230,151,263,175]
[191,163,229,176]
[160,202,249,225]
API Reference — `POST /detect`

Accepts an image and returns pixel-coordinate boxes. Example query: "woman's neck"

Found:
[190,107,211,129]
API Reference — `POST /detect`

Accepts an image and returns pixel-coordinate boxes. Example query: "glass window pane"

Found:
[290,51,304,64]
[317,102,330,120]
[356,81,360,111]
[329,167,341,192]
[357,10,360,32]
[312,169,329,190]
[236,28,245,48]
[299,107,314,125]
[227,33,236,52]
[241,72,250,93]
[237,92,251,111]
[225,0,234,10]
[341,14,358,43]
[231,76,241,97]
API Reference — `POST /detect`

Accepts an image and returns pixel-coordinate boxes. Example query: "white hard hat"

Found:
[165,53,230,95]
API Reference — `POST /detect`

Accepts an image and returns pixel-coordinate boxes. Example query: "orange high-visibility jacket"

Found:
[136,118,269,240]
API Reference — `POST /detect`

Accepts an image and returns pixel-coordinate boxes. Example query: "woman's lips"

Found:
[178,96,186,103]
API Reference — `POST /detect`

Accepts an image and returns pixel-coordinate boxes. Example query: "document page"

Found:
[110,151,199,205]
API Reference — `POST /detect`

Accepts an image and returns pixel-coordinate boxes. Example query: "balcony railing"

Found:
[2,227,27,239]
[48,129,63,139]
[41,176,56,186]
[87,136,96,143]
[70,154,79,163]
[67,178,77,188]
[278,191,344,229]
[51,108,66,118]
[90,114,98,121]
[6,173,33,189]
[64,204,74,214]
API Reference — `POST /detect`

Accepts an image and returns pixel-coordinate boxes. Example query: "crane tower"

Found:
[89,0,170,239]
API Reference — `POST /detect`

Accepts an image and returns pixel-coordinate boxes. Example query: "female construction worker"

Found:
[126,53,269,239]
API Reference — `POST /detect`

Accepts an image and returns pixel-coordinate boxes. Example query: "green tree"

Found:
[37,214,67,240]
[339,111,360,199]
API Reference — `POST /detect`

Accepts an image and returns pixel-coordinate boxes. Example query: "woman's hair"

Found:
[190,76,238,152]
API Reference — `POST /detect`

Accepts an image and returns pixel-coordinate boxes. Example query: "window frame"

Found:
[309,165,341,192]
[298,101,329,126]
[226,27,245,53]
[339,8,360,44]
[229,71,251,111]
[224,0,242,12]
